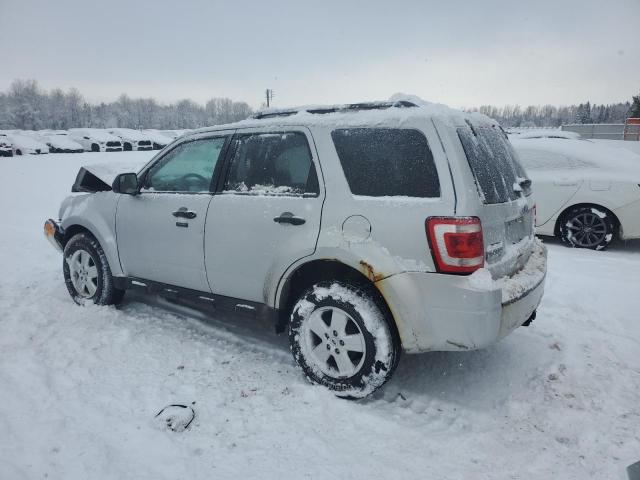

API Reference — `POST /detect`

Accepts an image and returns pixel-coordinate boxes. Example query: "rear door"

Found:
[515,148,582,227]
[205,127,324,303]
[455,123,535,278]
[116,133,232,291]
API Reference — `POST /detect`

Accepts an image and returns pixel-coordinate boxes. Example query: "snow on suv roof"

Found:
[191,96,494,134]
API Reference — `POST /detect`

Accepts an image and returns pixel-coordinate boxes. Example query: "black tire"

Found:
[91,143,100,152]
[559,206,616,250]
[289,281,400,399]
[16,149,22,156]
[63,233,125,305]
[123,142,132,151]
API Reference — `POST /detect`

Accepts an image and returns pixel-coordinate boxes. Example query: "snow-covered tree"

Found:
[629,93,640,118]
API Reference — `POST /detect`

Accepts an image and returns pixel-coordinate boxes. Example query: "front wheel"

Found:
[559,206,616,250]
[289,281,400,399]
[63,233,125,305]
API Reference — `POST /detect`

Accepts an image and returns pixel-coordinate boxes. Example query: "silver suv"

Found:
[45,101,547,398]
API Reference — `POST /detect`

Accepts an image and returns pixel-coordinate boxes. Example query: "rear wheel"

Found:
[63,233,125,305]
[91,143,100,152]
[289,281,400,399]
[559,206,615,250]
[16,149,22,156]
[123,142,132,151]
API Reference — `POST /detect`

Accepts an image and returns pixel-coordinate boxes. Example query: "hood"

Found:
[44,135,84,150]
[72,160,149,192]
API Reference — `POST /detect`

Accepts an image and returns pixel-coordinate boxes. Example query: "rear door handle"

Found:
[172,207,197,219]
[273,212,306,226]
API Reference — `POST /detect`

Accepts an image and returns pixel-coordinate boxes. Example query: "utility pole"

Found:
[265,89,275,108]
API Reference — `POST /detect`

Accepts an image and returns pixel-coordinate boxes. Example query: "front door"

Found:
[205,128,324,303]
[116,133,231,291]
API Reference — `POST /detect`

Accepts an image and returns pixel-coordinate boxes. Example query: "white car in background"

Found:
[512,137,640,249]
[106,128,153,151]
[0,133,12,156]
[2,131,49,155]
[142,129,174,149]
[69,129,124,152]
[25,131,84,153]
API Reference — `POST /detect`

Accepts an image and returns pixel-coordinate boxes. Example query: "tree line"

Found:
[0,79,254,130]
[467,96,639,128]
[0,79,638,130]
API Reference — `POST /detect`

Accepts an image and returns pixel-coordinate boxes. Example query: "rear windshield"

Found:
[457,124,528,204]
[331,128,440,198]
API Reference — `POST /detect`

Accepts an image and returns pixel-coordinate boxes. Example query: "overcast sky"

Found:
[1,0,638,109]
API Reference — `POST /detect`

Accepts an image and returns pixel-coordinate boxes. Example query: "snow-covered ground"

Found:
[1,152,639,479]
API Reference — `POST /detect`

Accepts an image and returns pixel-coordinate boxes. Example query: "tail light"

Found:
[426,217,484,274]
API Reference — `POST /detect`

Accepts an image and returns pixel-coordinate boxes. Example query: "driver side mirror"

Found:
[112,173,139,195]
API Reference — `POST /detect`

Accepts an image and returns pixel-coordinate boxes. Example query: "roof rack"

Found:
[252,100,418,120]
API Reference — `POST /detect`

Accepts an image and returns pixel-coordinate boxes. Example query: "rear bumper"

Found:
[377,240,547,353]
[44,219,64,252]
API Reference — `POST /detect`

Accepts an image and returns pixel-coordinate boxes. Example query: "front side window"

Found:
[331,128,440,198]
[144,137,227,192]
[225,132,319,195]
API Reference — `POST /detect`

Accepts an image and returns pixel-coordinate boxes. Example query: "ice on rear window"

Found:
[457,124,528,204]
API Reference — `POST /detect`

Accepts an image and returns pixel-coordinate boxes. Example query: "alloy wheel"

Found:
[566,212,608,248]
[303,306,366,378]
[68,249,98,298]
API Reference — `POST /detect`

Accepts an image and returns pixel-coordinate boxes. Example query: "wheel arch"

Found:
[60,218,123,277]
[275,258,401,345]
[554,202,620,237]
[62,224,94,246]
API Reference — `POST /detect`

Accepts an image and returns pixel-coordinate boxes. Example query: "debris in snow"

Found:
[154,404,195,432]
[590,208,606,219]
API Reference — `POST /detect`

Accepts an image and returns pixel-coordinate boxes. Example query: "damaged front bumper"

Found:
[44,219,64,252]
[377,240,547,353]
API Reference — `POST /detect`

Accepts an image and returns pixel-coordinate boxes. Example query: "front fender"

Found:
[59,192,122,277]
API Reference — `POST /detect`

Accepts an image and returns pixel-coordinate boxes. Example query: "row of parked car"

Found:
[0,128,192,156]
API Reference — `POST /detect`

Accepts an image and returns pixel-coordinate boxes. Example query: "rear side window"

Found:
[457,124,528,204]
[225,132,319,195]
[331,128,440,198]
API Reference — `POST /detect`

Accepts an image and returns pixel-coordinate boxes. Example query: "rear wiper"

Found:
[518,178,532,190]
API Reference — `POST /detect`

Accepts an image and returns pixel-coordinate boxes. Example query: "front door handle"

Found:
[172,207,197,219]
[273,212,306,226]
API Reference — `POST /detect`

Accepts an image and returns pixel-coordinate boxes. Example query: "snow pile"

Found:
[225,182,299,195]
[469,238,547,303]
